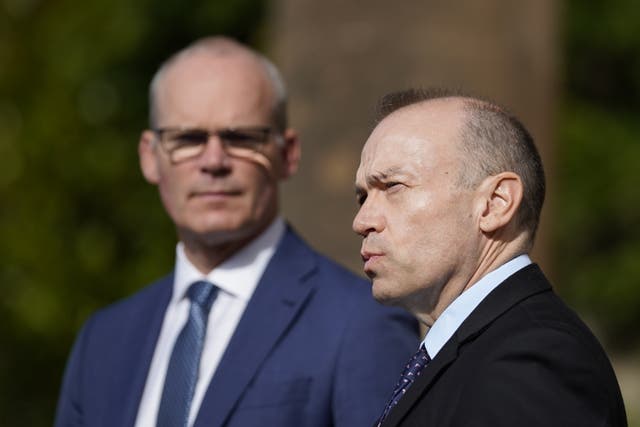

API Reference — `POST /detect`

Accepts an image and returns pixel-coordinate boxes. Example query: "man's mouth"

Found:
[361,250,384,275]
[189,189,242,200]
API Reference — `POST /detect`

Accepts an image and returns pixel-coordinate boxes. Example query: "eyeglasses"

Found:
[152,126,280,163]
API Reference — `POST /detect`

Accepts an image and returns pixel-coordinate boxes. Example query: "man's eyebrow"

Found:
[355,167,406,195]
[367,167,404,184]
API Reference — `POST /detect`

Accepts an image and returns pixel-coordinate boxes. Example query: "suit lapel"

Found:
[110,275,174,427]
[194,228,317,427]
[382,264,551,426]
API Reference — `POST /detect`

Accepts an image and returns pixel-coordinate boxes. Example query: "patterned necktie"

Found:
[157,281,218,427]
[377,344,431,426]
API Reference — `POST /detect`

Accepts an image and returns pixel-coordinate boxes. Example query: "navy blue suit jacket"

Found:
[55,227,419,427]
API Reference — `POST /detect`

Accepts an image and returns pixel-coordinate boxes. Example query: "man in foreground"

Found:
[54,37,418,427]
[353,88,627,426]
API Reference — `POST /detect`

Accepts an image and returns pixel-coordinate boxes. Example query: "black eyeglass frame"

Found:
[151,125,279,162]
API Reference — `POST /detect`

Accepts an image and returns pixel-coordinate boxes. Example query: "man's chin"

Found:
[371,279,400,306]
[180,221,258,246]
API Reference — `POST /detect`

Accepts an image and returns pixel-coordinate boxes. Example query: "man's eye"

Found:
[223,131,254,141]
[356,193,367,206]
[173,131,208,145]
[385,182,401,189]
[221,131,269,152]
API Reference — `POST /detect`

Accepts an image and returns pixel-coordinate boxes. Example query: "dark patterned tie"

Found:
[157,281,218,427]
[377,344,430,426]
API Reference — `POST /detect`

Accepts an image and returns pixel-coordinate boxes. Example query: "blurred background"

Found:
[1,0,638,424]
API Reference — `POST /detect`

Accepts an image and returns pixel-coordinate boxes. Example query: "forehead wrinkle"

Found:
[358,141,420,183]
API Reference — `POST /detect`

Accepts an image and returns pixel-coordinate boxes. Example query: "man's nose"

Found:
[352,197,384,237]
[198,135,231,172]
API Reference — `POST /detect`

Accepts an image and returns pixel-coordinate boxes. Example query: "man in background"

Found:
[55,37,418,427]
[353,88,627,426]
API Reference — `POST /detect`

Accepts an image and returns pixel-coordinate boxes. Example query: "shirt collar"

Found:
[173,217,286,303]
[422,254,532,358]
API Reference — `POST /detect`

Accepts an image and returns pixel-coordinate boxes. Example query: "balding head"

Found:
[149,36,288,131]
[354,89,544,317]
[375,88,545,247]
[138,37,301,272]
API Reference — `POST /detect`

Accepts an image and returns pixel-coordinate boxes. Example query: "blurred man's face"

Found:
[139,51,298,250]
[353,100,478,315]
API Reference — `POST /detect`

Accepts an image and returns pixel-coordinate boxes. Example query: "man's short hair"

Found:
[149,36,288,132]
[375,88,546,245]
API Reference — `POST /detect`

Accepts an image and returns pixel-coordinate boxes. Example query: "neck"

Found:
[410,234,529,328]
[181,238,247,274]
[463,237,527,293]
[179,221,274,274]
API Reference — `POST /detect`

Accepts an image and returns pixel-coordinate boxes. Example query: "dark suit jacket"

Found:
[54,227,419,427]
[382,264,627,427]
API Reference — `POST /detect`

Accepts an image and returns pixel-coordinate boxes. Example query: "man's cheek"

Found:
[227,148,275,177]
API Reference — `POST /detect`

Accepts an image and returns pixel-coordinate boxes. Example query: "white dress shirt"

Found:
[134,218,285,427]
[422,254,532,358]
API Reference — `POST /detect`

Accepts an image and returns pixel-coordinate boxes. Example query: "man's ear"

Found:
[477,172,523,233]
[139,130,160,184]
[278,128,301,180]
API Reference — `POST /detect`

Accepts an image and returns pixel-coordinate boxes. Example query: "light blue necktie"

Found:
[157,280,218,427]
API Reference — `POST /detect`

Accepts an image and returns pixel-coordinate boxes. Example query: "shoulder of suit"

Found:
[88,273,173,322]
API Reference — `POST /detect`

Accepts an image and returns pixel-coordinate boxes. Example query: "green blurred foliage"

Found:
[557,0,640,350]
[0,0,265,424]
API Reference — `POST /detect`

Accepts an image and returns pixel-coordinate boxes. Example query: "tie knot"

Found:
[417,344,430,361]
[402,344,430,379]
[187,280,218,312]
